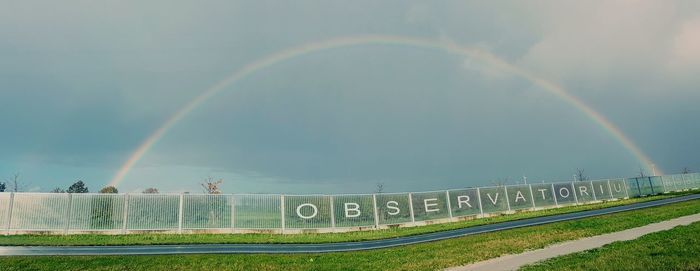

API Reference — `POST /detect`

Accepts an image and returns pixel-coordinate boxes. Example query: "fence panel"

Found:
[126,194,179,230]
[0,193,11,230]
[660,175,676,192]
[183,194,231,229]
[682,174,693,190]
[625,178,642,197]
[649,176,664,195]
[478,186,509,213]
[375,193,412,225]
[284,195,332,229]
[447,188,481,217]
[411,191,450,221]
[69,194,125,231]
[530,183,557,208]
[609,178,628,199]
[672,175,686,190]
[234,194,281,229]
[0,193,10,231]
[573,181,595,202]
[505,185,534,210]
[332,194,375,228]
[639,177,655,195]
[10,193,69,230]
[591,180,612,200]
[552,182,577,205]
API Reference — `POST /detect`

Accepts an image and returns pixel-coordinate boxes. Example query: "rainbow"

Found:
[108,35,661,187]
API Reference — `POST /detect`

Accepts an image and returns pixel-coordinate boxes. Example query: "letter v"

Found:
[487,193,499,204]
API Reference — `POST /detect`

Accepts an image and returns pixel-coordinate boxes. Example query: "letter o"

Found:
[559,187,570,198]
[296,203,318,219]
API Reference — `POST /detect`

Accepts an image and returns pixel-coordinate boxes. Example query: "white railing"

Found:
[1,173,699,235]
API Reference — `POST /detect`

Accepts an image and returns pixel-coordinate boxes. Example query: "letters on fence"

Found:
[1,173,699,234]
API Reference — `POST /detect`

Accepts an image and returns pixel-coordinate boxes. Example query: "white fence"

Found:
[1,173,699,235]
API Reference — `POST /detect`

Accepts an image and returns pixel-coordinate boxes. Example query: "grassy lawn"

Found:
[0,191,696,246]
[521,220,700,271]
[0,197,698,271]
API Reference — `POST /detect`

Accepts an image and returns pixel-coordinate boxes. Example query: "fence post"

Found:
[623,179,630,198]
[528,184,536,209]
[670,176,677,192]
[503,186,511,211]
[372,194,379,228]
[648,177,655,195]
[551,183,559,207]
[5,192,14,235]
[64,193,73,235]
[121,193,130,234]
[571,182,579,204]
[445,190,453,219]
[607,179,614,200]
[230,195,236,233]
[280,195,285,233]
[590,181,597,201]
[329,196,336,231]
[177,193,184,234]
[408,193,416,225]
[476,188,484,215]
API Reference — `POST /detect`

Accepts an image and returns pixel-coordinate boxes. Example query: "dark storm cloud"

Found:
[1,1,699,193]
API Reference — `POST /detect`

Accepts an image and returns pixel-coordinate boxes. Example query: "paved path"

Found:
[446,212,700,271]
[0,193,698,256]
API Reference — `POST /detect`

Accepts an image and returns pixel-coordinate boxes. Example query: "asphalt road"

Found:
[1,193,698,256]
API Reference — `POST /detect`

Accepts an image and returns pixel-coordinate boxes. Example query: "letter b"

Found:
[344,202,361,218]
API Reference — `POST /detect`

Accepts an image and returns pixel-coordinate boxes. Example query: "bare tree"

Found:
[638,167,647,178]
[142,187,159,194]
[200,177,223,194]
[682,167,691,174]
[50,187,66,193]
[491,177,510,187]
[575,168,589,182]
[375,182,384,194]
[5,173,23,192]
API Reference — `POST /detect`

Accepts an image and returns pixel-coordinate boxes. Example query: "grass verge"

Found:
[0,191,696,246]
[0,197,699,271]
[520,220,700,271]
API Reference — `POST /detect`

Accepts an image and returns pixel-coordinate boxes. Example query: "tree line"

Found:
[0,174,225,194]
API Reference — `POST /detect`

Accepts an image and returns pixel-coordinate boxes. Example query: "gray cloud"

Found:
[1,0,699,193]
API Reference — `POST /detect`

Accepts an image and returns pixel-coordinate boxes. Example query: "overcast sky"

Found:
[1,1,699,194]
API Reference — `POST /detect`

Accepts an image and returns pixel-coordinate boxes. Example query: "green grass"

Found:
[521,220,700,271]
[0,191,695,246]
[1,196,699,271]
